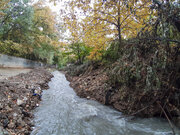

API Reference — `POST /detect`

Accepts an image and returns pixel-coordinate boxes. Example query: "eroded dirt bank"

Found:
[0,68,53,135]
[66,68,109,104]
[65,65,180,128]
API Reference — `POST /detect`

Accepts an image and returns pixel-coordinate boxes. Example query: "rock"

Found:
[0,113,7,120]
[22,110,31,117]
[23,97,28,101]
[3,119,9,128]
[0,103,3,109]
[5,106,12,112]
[173,117,180,128]
[8,121,15,129]
[13,113,18,117]
[0,126,9,135]
[17,99,24,106]
[21,121,26,127]
[0,127,4,135]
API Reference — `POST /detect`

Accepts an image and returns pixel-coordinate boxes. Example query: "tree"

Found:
[69,42,92,64]
[64,0,152,52]
[0,0,9,17]
[151,0,180,41]
[32,1,61,63]
[0,0,34,43]
[81,17,113,59]
[0,0,62,64]
[0,0,35,57]
[33,1,58,38]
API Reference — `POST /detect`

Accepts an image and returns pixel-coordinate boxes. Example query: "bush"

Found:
[0,40,29,57]
[107,39,179,92]
[65,62,92,76]
[69,42,92,64]
[102,41,119,62]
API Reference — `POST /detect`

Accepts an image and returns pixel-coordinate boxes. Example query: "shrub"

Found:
[107,39,179,92]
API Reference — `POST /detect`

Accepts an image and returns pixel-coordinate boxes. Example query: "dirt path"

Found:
[0,68,31,80]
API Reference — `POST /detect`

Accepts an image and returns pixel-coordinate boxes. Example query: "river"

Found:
[31,71,180,135]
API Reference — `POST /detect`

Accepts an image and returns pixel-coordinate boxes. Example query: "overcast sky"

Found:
[32,0,65,13]
[43,0,71,42]
[46,0,64,13]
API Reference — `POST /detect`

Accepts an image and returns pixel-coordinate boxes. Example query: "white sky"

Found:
[46,0,64,13]
[44,0,71,42]
[32,0,65,13]
[45,0,84,43]
[31,0,94,43]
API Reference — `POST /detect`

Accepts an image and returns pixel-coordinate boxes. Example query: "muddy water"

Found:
[0,68,31,80]
[31,71,180,135]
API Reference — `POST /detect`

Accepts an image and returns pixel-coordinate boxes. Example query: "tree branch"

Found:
[92,9,118,22]
[94,17,118,27]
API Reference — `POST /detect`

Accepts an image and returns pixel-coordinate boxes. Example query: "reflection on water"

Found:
[31,71,180,135]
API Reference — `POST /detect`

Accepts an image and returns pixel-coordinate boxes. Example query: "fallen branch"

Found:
[117,105,149,119]
[157,102,176,135]
[117,96,160,119]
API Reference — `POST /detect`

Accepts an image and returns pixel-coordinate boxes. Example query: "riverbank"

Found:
[32,71,180,135]
[65,63,180,129]
[0,68,53,135]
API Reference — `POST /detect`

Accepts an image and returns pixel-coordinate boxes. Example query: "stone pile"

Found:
[0,68,53,135]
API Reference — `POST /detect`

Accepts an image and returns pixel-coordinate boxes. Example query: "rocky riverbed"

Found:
[0,68,53,135]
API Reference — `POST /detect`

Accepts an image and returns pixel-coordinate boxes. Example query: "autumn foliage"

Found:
[61,0,154,60]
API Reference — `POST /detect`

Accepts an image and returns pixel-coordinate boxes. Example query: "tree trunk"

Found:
[77,44,81,64]
[118,25,122,51]
[117,0,122,52]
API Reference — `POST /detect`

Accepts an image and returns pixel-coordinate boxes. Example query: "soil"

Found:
[0,68,53,135]
[66,68,110,104]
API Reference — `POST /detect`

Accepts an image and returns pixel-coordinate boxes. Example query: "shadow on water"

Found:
[31,71,180,135]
